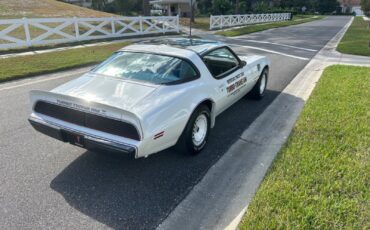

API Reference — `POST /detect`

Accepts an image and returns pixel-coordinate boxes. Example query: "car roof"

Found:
[139,38,225,54]
[119,38,226,58]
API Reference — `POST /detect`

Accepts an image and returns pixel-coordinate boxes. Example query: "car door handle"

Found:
[218,84,226,92]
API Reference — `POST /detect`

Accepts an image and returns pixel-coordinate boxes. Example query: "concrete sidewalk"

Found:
[315,18,370,66]
[157,16,369,230]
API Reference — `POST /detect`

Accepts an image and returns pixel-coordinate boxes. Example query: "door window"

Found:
[202,48,240,78]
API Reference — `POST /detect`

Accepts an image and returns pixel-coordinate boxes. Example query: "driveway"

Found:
[0,16,351,229]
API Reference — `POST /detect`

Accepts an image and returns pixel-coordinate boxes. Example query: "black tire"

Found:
[176,105,211,155]
[248,68,268,100]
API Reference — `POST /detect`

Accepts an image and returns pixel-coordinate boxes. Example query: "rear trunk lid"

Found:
[29,74,158,138]
[51,73,159,112]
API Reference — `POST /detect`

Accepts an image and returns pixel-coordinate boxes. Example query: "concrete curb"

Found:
[157,16,366,230]
[318,17,370,67]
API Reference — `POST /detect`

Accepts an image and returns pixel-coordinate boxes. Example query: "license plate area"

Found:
[62,130,85,147]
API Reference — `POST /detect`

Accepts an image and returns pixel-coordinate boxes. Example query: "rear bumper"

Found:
[28,117,136,155]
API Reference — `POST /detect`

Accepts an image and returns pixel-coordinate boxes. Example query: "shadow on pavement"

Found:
[50,90,281,230]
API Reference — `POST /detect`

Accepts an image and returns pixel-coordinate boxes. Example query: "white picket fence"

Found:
[210,13,291,30]
[0,16,179,49]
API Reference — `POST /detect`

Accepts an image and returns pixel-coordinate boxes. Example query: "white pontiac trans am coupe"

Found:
[29,38,270,158]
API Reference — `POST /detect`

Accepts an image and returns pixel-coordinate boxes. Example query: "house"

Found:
[339,0,364,15]
[149,0,195,17]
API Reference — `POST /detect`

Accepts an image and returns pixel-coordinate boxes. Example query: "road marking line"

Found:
[0,68,88,92]
[231,38,318,52]
[230,44,310,61]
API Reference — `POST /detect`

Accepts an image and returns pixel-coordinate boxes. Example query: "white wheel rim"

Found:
[192,114,208,146]
[259,73,267,95]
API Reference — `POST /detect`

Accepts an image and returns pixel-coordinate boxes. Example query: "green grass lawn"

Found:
[240,65,370,229]
[180,17,210,31]
[0,0,114,19]
[216,15,324,37]
[337,17,370,56]
[0,0,113,48]
[0,41,130,82]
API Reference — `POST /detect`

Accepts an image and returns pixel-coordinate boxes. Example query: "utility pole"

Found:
[189,0,193,38]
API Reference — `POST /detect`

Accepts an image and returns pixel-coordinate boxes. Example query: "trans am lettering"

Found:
[227,72,244,84]
[56,99,105,114]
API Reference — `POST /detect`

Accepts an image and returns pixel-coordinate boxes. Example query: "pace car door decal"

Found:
[226,72,247,96]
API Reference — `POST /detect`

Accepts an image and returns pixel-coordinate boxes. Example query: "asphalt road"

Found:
[0,16,351,230]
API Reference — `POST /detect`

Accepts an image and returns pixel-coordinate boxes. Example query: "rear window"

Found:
[93,51,198,84]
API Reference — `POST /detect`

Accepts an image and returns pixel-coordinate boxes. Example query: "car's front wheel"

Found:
[176,105,211,155]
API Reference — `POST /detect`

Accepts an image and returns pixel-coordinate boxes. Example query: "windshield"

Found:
[93,51,198,84]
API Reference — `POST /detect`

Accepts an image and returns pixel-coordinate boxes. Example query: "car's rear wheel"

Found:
[176,105,211,155]
[248,68,268,100]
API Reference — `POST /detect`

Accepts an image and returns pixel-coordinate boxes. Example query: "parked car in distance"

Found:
[29,38,270,158]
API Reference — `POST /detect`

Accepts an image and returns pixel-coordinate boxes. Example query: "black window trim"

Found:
[92,50,201,86]
[201,46,243,80]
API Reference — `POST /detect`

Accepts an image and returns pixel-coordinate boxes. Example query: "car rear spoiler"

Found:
[29,90,143,136]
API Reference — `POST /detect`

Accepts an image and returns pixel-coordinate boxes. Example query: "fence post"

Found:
[162,16,165,34]
[139,16,143,34]
[177,15,180,33]
[74,17,79,41]
[23,18,31,47]
[111,17,115,35]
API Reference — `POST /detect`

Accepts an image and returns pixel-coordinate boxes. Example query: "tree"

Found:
[92,0,107,10]
[361,0,370,15]
[197,0,213,14]
[253,1,271,12]
[212,0,233,15]
[245,0,252,12]
[317,0,339,13]
[114,0,142,15]
[279,0,338,13]
[244,0,262,13]
[143,0,150,16]
[235,0,240,14]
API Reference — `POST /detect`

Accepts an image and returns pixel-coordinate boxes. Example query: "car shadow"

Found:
[50,89,282,229]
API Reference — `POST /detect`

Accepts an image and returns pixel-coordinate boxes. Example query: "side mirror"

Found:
[240,60,247,67]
